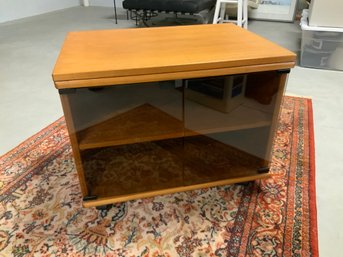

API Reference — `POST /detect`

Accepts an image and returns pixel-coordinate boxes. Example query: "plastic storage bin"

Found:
[309,0,343,28]
[300,10,343,71]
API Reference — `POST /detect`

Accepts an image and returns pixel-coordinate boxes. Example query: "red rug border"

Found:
[307,98,319,257]
[0,117,65,160]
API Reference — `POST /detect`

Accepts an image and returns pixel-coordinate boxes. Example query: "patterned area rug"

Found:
[0,96,318,257]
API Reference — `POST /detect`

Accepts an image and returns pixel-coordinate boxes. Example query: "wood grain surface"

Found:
[52,24,296,87]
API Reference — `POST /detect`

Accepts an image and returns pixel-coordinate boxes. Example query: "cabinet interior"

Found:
[65,71,283,203]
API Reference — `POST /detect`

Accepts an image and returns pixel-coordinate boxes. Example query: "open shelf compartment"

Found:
[78,103,187,150]
[77,99,274,150]
[81,135,270,207]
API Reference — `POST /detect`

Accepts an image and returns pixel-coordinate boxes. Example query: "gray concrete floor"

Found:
[1,6,342,256]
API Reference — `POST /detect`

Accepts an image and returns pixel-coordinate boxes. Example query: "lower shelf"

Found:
[81,135,270,208]
[82,173,271,208]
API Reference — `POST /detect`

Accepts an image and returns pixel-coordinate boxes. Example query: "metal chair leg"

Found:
[113,0,118,24]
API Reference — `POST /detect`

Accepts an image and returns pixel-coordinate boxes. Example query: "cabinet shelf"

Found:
[81,135,269,207]
[78,99,273,150]
[78,103,187,150]
[83,172,271,208]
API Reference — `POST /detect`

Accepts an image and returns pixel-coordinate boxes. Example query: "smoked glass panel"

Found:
[64,71,286,200]
[183,71,284,184]
[67,81,184,198]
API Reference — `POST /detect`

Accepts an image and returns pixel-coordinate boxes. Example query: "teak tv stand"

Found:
[52,24,296,208]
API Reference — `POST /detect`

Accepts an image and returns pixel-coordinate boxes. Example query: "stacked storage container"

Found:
[308,0,343,28]
[300,9,343,71]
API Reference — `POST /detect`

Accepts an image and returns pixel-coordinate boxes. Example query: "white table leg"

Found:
[83,0,89,7]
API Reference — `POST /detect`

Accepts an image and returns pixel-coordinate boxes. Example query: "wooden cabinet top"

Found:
[52,24,296,89]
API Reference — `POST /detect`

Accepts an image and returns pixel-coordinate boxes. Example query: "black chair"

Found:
[122,0,216,26]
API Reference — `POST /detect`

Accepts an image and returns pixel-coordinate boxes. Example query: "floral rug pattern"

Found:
[0,96,318,257]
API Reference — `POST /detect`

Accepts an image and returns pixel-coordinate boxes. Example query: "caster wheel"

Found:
[236,181,251,186]
[96,204,112,211]
[89,87,105,92]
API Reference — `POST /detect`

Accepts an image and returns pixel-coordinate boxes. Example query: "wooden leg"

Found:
[59,93,89,197]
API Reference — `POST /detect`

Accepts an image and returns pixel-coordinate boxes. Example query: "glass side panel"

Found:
[183,71,284,184]
[67,81,185,198]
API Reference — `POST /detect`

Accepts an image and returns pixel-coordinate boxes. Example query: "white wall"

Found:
[88,0,123,8]
[0,0,80,23]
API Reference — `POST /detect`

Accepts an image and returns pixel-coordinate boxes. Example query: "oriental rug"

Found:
[0,96,318,257]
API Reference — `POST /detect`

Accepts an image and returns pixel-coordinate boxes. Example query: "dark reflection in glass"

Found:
[184,71,283,183]
[81,139,184,198]
[65,71,284,199]
[69,81,185,198]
